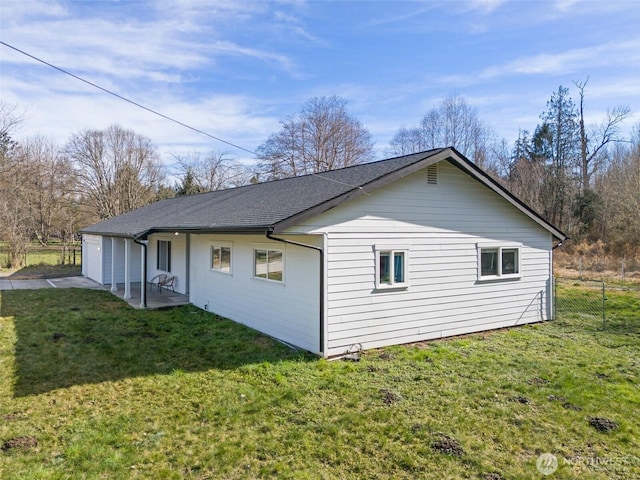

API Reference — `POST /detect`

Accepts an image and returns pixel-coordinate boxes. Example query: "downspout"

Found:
[266,228,325,355]
[133,236,148,308]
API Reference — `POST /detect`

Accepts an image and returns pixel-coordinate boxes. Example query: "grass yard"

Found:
[0,287,638,479]
[0,242,81,277]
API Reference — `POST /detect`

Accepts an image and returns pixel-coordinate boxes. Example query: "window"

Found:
[376,247,408,289]
[211,244,232,273]
[254,249,283,282]
[478,245,520,280]
[157,240,171,272]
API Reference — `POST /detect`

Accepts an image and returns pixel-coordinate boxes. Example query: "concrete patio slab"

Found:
[0,279,52,290]
[109,282,190,309]
[0,276,190,310]
[48,277,103,289]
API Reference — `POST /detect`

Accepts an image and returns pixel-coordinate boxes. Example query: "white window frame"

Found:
[253,246,285,283]
[375,245,409,290]
[210,242,232,274]
[477,244,521,281]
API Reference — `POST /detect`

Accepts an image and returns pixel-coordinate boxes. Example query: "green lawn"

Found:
[0,242,81,275]
[0,287,638,479]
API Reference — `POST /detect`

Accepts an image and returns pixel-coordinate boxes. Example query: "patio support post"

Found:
[124,238,131,299]
[110,237,117,292]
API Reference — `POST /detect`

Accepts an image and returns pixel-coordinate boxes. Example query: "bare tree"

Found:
[173,151,250,195]
[257,96,375,180]
[387,94,494,168]
[388,127,429,156]
[574,78,631,193]
[64,124,165,220]
[15,136,75,246]
[598,123,640,252]
[0,102,29,266]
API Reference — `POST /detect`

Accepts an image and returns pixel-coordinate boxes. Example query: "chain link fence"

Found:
[554,277,606,328]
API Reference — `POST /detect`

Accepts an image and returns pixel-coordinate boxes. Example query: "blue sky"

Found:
[1,0,639,166]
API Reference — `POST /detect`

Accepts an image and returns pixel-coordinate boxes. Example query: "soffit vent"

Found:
[426,164,438,185]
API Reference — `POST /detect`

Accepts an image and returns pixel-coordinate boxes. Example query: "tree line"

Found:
[1,83,638,268]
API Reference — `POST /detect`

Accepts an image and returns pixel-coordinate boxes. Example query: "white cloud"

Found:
[480,38,640,79]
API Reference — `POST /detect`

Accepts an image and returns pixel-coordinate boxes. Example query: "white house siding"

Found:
[83,235,143,285]
[147,233,188,295]
[188,234,321,354]
[83,234,103,283]
[290,161,554,357]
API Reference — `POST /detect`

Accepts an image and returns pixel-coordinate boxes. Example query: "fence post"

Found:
[553,277,557,320]
[602,281,606,329]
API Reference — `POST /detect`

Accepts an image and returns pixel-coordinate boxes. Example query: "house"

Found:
[80,148,566,358]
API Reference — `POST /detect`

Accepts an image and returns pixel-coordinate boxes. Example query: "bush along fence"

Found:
[0,242,82,269]
[554,277,606,328]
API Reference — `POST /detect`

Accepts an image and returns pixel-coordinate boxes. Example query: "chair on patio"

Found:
[149,273,176,293]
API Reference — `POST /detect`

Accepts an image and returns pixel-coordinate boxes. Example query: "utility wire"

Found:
[1,41,369,194]
[0,41,259,156]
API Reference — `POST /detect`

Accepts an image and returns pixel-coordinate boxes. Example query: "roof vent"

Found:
[426,164,438,185]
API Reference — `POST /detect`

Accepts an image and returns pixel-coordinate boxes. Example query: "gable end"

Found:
[426,164,438,185]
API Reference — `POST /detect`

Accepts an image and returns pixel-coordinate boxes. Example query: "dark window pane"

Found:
[481,249,498,276]
[502,249,518,275]
[379,252,391,284]
[394,252,404,283]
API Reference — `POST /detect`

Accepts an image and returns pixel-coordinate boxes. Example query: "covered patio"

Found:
[109,282,190,309]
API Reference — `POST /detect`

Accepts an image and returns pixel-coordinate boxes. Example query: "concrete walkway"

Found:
[0,276,190,309]
[0,276,104,290]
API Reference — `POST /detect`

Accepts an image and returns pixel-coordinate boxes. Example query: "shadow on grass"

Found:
[1,289,313,397]
[6,264,82,280]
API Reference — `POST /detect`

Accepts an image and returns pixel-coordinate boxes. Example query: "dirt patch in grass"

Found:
[51,332,65,342]
[252,335,276,349]
[589,417,618,433]
[548,395,582,411]
[431,434,464,456]
[380,388,402,405]
[1,436,38,451]
[377,351,395,360]
[483,473,503,480]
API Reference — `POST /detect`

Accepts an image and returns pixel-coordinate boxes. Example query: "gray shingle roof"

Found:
[80,148,567,241]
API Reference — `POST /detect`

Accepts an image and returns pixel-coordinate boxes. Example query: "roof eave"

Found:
[81,225,269,239]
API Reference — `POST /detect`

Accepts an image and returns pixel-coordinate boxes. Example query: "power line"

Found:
[0,41,259,156]
[1,41,371,193]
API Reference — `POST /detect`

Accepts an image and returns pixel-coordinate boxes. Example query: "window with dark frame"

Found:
[157,240,171,272]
